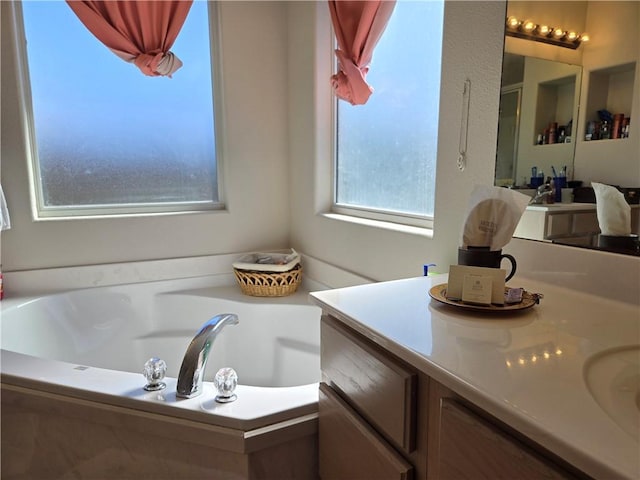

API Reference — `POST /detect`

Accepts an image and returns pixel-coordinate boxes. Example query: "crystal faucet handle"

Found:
[214,367,238,403]
[143,357,167,391]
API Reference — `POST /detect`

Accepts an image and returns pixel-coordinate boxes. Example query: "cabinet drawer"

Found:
[572,212,599,235]
[321,315,417,452]
[319,383,413,480]
[546,213,572,237]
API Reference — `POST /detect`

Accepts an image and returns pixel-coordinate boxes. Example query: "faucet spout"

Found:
[530,184,553,204]
[176,313,239,399]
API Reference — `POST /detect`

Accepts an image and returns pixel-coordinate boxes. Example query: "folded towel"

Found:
[461,185,530,250]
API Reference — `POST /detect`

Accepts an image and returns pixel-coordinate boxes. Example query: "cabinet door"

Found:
[319,383,413,480]
[321,315,417,452]
[434,397,575,480]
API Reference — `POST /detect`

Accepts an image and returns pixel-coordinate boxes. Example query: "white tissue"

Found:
[592,182,631,236]
[461,185,531,250]
[0,184,10,231]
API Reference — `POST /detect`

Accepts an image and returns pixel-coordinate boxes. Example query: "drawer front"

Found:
[321,315,417,452]
[546,213,572,238]
[319,383,413,480]
[572,212,599,235]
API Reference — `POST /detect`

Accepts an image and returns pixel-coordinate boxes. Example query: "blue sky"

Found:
[22,1,215,164]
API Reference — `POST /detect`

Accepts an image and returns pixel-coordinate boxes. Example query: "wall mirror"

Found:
[496,54,581,187]
[495,1,639,256]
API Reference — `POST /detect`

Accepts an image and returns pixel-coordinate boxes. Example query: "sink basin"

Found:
[584,346,640,441]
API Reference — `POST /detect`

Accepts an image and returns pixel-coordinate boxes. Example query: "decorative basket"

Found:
[233,263,303,297]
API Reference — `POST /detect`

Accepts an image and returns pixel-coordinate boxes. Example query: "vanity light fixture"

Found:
[505,16,589,49]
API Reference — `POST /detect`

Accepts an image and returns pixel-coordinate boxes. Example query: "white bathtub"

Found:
[1,275,323,479]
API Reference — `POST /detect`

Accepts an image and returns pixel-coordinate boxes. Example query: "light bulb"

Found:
[538,25,551,36]
[567,31,578,41]
[580,33,590,43]
[523,20,536,32]
[553,28,565,39]
[506,16,520,29]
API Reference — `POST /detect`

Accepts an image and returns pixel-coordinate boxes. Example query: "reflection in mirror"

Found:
[496,54,581,188]
[495,1,639,256]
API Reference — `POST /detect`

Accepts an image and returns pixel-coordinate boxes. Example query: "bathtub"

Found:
[1,275,323,479]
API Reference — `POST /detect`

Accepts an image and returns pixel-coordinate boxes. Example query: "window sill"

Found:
[321,212,434,238]
[33,206,227,222]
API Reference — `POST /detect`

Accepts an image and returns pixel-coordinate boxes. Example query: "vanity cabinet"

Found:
[514,204,600,245]
[515,203,640,245]
[320,314,429,480]
[427,381,580,480]
[319,314,587,480]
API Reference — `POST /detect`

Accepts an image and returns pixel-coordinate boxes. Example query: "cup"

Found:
[530,176,543,188]
[554,177,567,202]
[457,247,517,281]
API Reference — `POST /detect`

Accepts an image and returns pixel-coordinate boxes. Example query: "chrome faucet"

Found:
[530,183,553,204]
[176,313,239,399]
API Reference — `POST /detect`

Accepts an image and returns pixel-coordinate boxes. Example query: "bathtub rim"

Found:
[1,275,322,433]
[1,349,319,433]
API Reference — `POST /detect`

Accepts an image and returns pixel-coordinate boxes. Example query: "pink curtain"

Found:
[328,0,396,105]
[66,0,193,77]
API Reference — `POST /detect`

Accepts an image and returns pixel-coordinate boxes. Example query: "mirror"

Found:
[496,54,581,188]
[495,1,639,256]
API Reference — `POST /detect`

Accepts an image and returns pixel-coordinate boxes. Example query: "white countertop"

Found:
[526,202,597,212]
[526,202,640,212]
[310,274,640,480]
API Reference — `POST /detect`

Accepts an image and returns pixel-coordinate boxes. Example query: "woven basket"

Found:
[233,263,302,297]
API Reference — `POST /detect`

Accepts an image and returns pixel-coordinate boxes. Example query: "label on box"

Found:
[461,274,493,305]
[447,265,506,305]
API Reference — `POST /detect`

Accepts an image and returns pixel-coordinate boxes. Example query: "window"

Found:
[17,2,221,218]
[334,1,444,228]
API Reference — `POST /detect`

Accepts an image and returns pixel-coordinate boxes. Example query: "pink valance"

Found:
[328,0,396,105]
[66,0,193,77]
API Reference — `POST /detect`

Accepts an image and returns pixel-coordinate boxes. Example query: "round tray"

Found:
[429,283,540,312]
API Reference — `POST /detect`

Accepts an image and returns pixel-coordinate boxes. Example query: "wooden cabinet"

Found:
[319,314,429,479]
[427,381,581,480]
[318,383,413,480]
[514,205,600,244]
[321,315,417,452]
[319,314,589,480]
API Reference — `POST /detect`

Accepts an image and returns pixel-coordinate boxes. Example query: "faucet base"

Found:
[215,393,237,403]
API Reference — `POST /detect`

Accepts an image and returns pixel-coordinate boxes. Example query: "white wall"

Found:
[288,1,506,281]
[573,1,640,187]
[2,0,638,299]
[0,1,292,271]
[505,1,639,188]
[515,57,581,183]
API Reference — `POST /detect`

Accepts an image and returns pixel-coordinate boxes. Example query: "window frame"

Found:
[11,2,227,220]
[330,5,442,232]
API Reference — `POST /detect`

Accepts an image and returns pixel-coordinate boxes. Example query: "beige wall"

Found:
[3,1,638,290]
[1,2,292,271]
[506,1,639,188]
[288,1,506,281]
[2,0,506,279]
[573,1,640,187]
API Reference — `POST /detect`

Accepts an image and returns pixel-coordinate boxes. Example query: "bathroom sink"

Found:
[583,346,640,441]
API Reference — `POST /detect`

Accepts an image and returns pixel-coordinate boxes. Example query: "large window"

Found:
[18,2,221,218]
[334,1,444,228]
